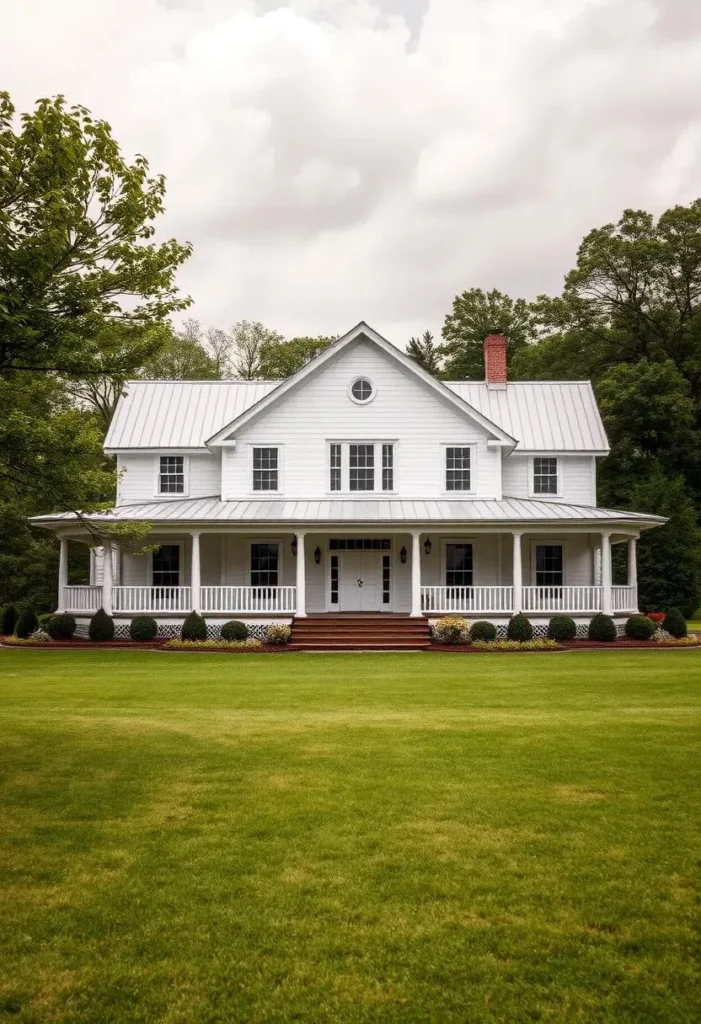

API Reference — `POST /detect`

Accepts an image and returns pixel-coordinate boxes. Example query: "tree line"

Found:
[1,92,699,614]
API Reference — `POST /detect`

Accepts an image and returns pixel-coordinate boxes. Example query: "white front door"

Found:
[339,551,382,611]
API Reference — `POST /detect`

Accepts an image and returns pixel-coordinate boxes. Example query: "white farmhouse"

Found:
[33,323,664,644]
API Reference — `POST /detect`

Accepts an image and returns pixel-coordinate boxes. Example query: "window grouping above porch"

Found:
[327,442,395,493]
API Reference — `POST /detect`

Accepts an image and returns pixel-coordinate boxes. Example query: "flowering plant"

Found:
[646,612,665,622]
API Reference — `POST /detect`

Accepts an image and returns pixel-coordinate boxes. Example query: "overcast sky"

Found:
[2,0,700,343]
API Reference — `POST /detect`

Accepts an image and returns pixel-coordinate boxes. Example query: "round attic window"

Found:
[350,377,374,403]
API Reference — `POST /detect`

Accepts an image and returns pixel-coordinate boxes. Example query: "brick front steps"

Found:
[289,615,432,650]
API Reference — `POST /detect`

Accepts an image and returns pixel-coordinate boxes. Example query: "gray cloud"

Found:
[1,0,700,343]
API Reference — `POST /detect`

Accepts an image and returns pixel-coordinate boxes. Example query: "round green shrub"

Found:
[470,620,497,642]
[1,604,19,635]
[547,615,577,641]
[624,615,656,640]
[220,620,249,641]
[130,615,158,642]
[47,613,76,640]
[15,608,39,638]
[181,611,207,641]
[89,608,115,642]
[506,613,533,642]
[38,612,55,626]
[662,607,687,638]
[588,613,616,643]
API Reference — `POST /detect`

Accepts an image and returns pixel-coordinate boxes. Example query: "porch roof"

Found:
[32,496,666,529]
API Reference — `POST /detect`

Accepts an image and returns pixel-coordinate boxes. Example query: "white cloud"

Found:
[1,0,700,342]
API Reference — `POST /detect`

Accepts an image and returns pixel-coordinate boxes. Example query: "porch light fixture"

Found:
[424,537,432,555]
[400,546,407,564]
[314,546,322,564]
[291,538,298,556]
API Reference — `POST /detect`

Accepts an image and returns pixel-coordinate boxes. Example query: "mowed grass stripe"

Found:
[1,650,700,1023]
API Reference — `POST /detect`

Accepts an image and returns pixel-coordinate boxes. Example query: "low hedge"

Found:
[89,608,115,642]
[433,617,469,644]
[547,615,577,641]
[624,615,656,641]
[588,613,616,643]
[506,614,533,642]
[1,604,19,635]
[472,639,560,651]
[181,611,207,641]
[662,607,687,638]
[15,608,39,639]
[469,620,497,642]
[266,624,291,645]
[220,620,248,642]
[130,615,158,641]
[164,638,262,651]
[47,613,77,640]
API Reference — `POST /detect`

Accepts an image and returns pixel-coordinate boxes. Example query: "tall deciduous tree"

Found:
[258,335,336,379]
[440,288,538,379]
[407,330,441,375]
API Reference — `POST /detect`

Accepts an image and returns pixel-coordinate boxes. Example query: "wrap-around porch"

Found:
[58,527,640,619]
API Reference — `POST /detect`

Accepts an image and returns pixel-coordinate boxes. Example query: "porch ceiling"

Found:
[32,495,666,529]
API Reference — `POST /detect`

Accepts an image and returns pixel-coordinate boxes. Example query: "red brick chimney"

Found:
[484,332,507,389]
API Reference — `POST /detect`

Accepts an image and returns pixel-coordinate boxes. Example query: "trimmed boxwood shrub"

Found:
[130,615,158,642]
[470,620,497,642]
[181,611,207,641]
[506,613,533,642]
[625,615,656,641]
[89,608,115,642]
[220,620,248,642]
[662,607,687,638]
[47,613,76,640]
[547,615,577,641]
[15,608,39,639]
[1,604,18,635]
[588,613,616,643]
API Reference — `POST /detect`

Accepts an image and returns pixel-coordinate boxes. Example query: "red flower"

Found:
[646,612,665,622]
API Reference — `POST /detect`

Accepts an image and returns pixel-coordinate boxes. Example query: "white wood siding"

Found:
[117,453,220,504]
[502,454,596,505]
[222,340,501,501]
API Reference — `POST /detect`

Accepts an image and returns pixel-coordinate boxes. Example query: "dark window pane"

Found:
[252,448,278,491]
[159,456,184,494]
[330,443,342,491]
[349,444,374,491]
[382,444,394,491]
[251,543,279,586]
[535,545,563,586]
[351,379,373,402]
[152,544,180,586]
[533,457,558,495]
[446,447,470,491]
[445,543,473,586]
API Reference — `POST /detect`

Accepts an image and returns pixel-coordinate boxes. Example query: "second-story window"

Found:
[445,447,471,491]
[382,444,394,491]
[159,455,184,494]
[533,457,558,494]
[252,447,279,491]
[350,444,374,491]
[330,443,342,491]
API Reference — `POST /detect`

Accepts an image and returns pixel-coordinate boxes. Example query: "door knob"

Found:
[357,578,363,587]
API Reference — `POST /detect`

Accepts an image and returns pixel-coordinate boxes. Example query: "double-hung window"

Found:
[533,457,558,495]
[445,447,471,491]
[152,545,180,586]
[329,442,394,492]
[252,447,279,491]
[535,545,563,588]
[250,542,279,587]
[159,455,185,494]
[445,543,473,588]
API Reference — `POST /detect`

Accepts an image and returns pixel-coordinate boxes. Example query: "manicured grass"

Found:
[1,650,700,1023]
[686,620,701,631]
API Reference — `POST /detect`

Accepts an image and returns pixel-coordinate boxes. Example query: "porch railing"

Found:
[200,586,296,614]
[421,586,514,614]
[612,585,638,612]
[521,586,602,613]
[63,585,102,612]
[112,586,192,613]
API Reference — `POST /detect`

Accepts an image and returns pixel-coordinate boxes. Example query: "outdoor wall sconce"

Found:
[314,546,322,564]
[400,546,407,564]
[424,537,432,555]
[291,538,298,556]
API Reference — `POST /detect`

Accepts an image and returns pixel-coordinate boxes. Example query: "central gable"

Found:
[206,322,515,448]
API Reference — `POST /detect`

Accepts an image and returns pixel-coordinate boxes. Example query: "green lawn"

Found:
[1,650,700,1023]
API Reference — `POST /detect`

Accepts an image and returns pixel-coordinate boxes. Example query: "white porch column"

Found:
[601,529,612,615]
[101,543,113,615]
[512,531,523,613]
[191,531,201,612]
[57,536,68,612]
[410,530,422,618]
[295,532,307,618]
[627,536,638,610]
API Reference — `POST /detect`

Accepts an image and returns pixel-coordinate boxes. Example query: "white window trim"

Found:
[528,456,562,499]
[347,376,377,405]
[248,538,284,587]
[440,443,477,496]
[440,537,478,586]
[530,538,566,587]
[247,444,284,496]
[149,541,183,587]
[326,440,398,495]
[154,454,189,499]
